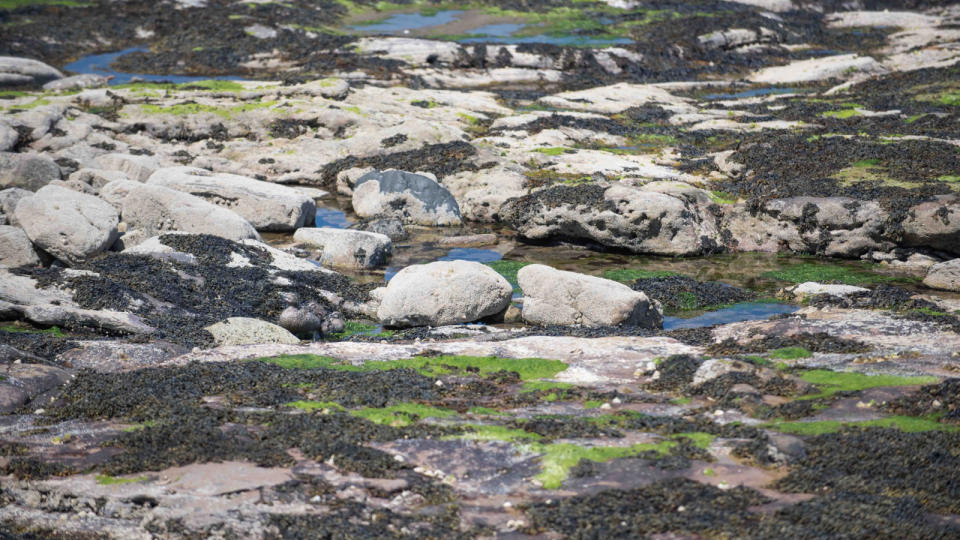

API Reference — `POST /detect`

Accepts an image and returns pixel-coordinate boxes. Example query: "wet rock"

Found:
[437,233,497,247]
[0,152,61,191]
[749,54,887,84]
[0,225,41,267]
[358,217,407,241]
[902,196,960,255]
[787,282,870,300]
[147,166,316,232]
[94,153,162,182]
[293,227,391,269]
[631,276,755,312]
[0,362,70,412]
[518,264,663,328]
[42,74,109,92]
[352,170,461,226]
[14,184,118,265]
[377,260,512,327]
[99,180,259,245]
[205,317,300,346]
[58,340,187,373]
[278,305,322,336]
[501,184,718,256]
[922,258,960,292]
[0,56,62,87]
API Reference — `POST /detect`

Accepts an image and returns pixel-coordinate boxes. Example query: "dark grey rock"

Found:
[352,170,461,226]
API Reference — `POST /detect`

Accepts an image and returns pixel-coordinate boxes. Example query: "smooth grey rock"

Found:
[94,153,162,182]
[501,184,717,256]
[903,196,960,255]
[0,56,63,87]
[278,305,323,336]
[517,264,663,328]
[0,269,72,306]
[352,170,461,226]
[14,184,119,264]
[923,258,960,292]
[100,180,260,244]
[122,235,198,265]
[692,359,752,386]
[22,303,154,334]
[0,187,31,219]
[359,217,407,241]
[58,341,187,373]
[293,227,391,269]
[0,121,17,152]
[147,166,316,231]
[205,317,300,346]
[377,260,512,327]
[68,168,130,191]
[788,282,870,299]
[0,225,41,267]
[0,152,61,191]
[42,74,109,92]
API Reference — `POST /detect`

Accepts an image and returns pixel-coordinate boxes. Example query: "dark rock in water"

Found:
[358,217,407,241]
[278,301,343,336]
[631,275,755,313]
[353,170,461,226]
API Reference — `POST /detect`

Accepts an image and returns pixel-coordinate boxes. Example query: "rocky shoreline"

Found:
[2,1,960,538]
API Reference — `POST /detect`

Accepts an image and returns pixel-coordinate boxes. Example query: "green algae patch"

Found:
[797,370,938,401]
[484,259,530,292]
[767,415,955,436]
[531,441,674,489]
[533,147,570,156]
[256,354,568,381]
[286,400,345,413]
[762,262,915,286]
[0,0,89,9]
[176,80,247,92]
[350,403,456,427]
[468,406,507,416]
[138,100,276,118]
[821,108,864,119]
[0,324,65,337]
[768,347,812,360]
[522,381,574,393]
[708,191,738,205]
[601,268,678,283]
[455,424,542,442]
[95,474,148,485]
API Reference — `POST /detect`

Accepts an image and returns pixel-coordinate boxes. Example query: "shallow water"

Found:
[314,207,353,229]
[703,87,799,100]
[459,23,632,46]
[63,48,245,85]
[663,302,799,330]
[349,10,465,33]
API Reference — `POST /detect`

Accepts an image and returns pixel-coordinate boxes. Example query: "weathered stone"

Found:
[359,218,407,241]
[68,168,131,191]
[22,304,154,335]
[0,121,18,152]
[0,363,70,413]
[278,305,323,336]
[352,170,461,226]
[0,225,41,267]
[923,258,960,292]
[123,235,198,265]
[58,341,187,373]
[94,153,162,182]
[501,184,718,256]
[749,54,887,84]
[517,264,663,328]
[148,166,315,231]
[788,282,871,300]
[0,152,61,191]
[377,260,512,327]
[0,56,63,87]
[14,184,118,264]
[293,227,391,269]
[100,180,259,245]
[42,73,109,92]
[205,317,300,346]
[902,196,960,255]
[692,359,752,386]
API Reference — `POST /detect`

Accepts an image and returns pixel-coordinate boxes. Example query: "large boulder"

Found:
[517,264,663,328]
[99,180,259,246]
[0,225,41,267]
[293,227,391,269]
[0,56,63,87]
[14,185,118,264]
[0,187,31,226]
[148,166,316,231]
[377,260,512,327]
[0,152,61,191]
[352,170,462,226]
[902,196,960,255]
[501,184,719,256]
[42,74,109,92]
[923,258,960,292]
[205,317,300,346]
